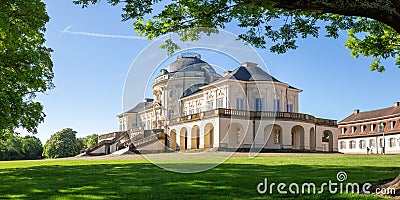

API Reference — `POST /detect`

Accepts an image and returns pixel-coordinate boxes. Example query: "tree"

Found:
[0,134,23,160]
[83,134,98,148]
[76,137,86,152]
[0,0,54,137]
[76,134,98,152]
[21,135,43,160]
[0,134,42,160]
[73,0,400,72]
[42,128,79,158]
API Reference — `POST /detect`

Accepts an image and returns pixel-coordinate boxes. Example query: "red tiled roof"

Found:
[339,105,400,124]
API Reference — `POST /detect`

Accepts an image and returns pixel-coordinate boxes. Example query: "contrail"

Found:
[60,28,148,40]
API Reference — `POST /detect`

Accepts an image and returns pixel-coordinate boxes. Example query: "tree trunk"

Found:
[269,0,400,33]
[374,173,400,196]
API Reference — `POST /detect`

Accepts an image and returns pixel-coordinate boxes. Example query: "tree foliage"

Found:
[42,128,79,158]
[73,0,400,72]
[83,134,98,149]
[77,134,98,151]
[0,0,54,137]
[0,133,43,160]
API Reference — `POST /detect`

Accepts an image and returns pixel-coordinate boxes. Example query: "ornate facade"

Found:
[90,53,338,155]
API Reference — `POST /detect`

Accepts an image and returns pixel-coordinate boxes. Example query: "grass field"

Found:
[0,154,399,199]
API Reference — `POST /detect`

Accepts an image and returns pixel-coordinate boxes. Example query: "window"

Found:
[390,121,396,129]
[254,98,263,111]
[197,108,202,113]
[341,127,347,134]
[236,98,244,110]
[351,126,356,133]
[359,140,366,149]
[168,109,174,120]
[217,98,224,108]
[389,138,396,147]
[169,90,174,98]
[370,124,376,132]
[274,130,281,144]
[349,140,356,149]
[360,125,365,132]
[287,104,293,112]
[183,111,187,116]
[340,141,346,149]
[369,139,376,148]
[207,100,213,110]
[274,99,280,112]
[189,109,194,114]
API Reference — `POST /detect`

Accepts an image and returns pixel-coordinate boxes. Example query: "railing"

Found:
[169,108,337,127]
[133,133,163,148]
[315,118,337,126]
[98,131,125,141]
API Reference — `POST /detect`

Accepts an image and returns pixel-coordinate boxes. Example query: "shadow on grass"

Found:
[0,162,398,199]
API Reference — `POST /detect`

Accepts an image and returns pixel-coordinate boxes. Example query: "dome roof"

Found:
[166,53,221,83]
[167,53,212,73]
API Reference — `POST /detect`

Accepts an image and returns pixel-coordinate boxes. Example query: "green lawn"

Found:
[0,154,399,199]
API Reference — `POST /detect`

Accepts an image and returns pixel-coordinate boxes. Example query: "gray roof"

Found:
[125,101,153,114]
[167,56,211,73]
[216,65,300,90]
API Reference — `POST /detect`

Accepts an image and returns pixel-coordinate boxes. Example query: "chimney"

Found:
[354,109,360,114]
[395,102,400,107]
[242,62,258,68]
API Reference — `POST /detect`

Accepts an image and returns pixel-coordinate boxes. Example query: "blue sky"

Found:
[33,1,400,143]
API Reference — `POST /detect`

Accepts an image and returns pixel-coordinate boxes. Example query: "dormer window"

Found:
[390,121,396,129]
[360,125,366,132]
[370,124,376,132]
[351,126,356,133]
[341,127,347,134]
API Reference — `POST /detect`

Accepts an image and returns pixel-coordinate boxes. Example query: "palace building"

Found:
[87,53,338,155]
[338,102,400,154]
